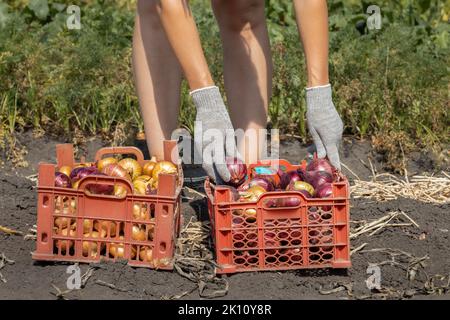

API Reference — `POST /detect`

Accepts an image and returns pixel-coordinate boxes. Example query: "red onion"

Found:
[55,172,71,188]
[279,170,303,190]
[306,170,333,189]
[306,158,334,176]
[86,173,114,195]
[277,197,301,207]
[297,168,307,181]
[237,177,274,192]
[315,182,333,198]
[225,157,247,186]
[70,166,99,183]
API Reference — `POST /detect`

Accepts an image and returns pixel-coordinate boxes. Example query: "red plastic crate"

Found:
[205,159,351,274]
[32,141,182,270]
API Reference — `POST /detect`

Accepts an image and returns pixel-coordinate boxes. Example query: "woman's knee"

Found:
[212,0,266,33]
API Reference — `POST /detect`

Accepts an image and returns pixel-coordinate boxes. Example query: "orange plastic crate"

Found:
[205,159,351,274]
[32,141,182,270]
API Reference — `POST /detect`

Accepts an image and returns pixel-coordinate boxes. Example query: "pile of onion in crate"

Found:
[206,155,350,273]
[52,156,178,260]
[222,156,341,205]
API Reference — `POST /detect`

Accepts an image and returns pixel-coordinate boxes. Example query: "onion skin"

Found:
[94,221,117,237]
[55,228,75,254]
[133,204,147,220]
[225,157,247,186]
[96,157,118,172]
[237,177,274,192]
[315,182,333,198]
[72,180,80,189]
[55,172,72,188]
[146,185,157,195]
[142,161,157,177]
[306,170,333,189]
[132,225,146,241]
[139,247,153,262]
[133,180,149,195]
[70,166,99,184]
[287,181,315,197]
[306,158,334,176]
[277,197,301,207]
[279,170,302,190]
[58,166,72,178]
[82,231,102,257]
[86,173,114,195]
[83,219,93,233]
[102,164,131,181]
[134,175,152,183]
[118,158,142,181]
[54,217,73,229]
[152,161,177,181]
[239,185,266,202]
[113,185,127,198]
[109,237,137,259]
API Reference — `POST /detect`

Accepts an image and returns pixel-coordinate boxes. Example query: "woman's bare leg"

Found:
[212,0,273,164]
[156,0,214,90]
[293,0,329,87]
[132,0,183,159]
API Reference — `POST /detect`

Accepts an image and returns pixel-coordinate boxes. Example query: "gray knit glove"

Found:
[191,86,236,183]
[306,84,343,170]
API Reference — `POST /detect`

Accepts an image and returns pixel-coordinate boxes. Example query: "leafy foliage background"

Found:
[0,0,448,168]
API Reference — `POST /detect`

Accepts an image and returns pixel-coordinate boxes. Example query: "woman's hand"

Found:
[191,86,236,183]
[306,84,343,170]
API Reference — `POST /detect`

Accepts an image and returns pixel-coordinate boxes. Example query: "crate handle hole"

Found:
[41,232,48,243]
[43,196,49,207]
[159,241,166,252]
[162,205,168,217]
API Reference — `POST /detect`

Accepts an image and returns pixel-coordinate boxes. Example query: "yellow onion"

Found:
[133,180,149,195]
[72,180,80,189]
[118,158,142,181]
[94,221,117,237]
[134,175,152,183]
[147,219,155,240]
[109,243,125,259]
[139,247,153,262]
[102,164,131,181]
[142,160,157,177]
[58,166,72,178]
[244,209,257,223]
[54,217,74,230]
[240,185,266,202]
[82,231,102,257]
[113,185,127,198]
[133,204,148,220]
[83,219,93,233]
[96,157,118,172]
[152,161,177,182]
[55,228,75,254]
[109,237,136,259]
[132,225,146,241]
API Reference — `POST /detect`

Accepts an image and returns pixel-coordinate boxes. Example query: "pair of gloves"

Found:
[191,85,343,183]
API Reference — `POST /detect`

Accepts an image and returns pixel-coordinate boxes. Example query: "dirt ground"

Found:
[0,133,449,300]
